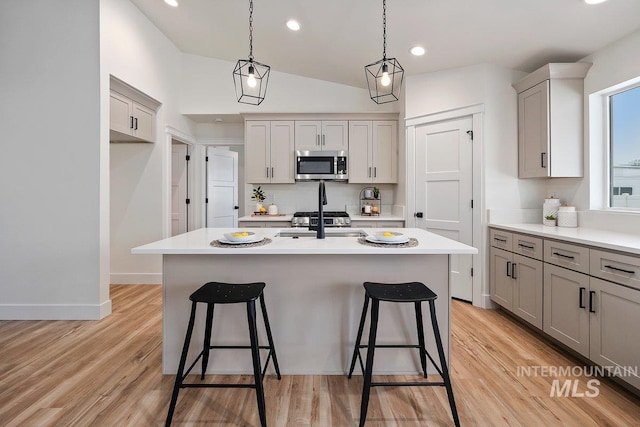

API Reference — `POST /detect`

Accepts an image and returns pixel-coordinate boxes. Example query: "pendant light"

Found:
[364,0,404,104]
[233,0,270,105]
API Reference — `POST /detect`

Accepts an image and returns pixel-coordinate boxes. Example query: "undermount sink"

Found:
[276,229,368,238]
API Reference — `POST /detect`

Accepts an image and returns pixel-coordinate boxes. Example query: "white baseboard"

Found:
[110,273,162,285]
[475,293,497,309]
[0,299,112,320]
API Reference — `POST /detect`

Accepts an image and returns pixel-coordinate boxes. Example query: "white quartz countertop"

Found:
[238,214,293,222]
[490,223,640,255]
[132,228,478,255]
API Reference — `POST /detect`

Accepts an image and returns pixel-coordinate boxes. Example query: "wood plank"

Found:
[0,285,638,426]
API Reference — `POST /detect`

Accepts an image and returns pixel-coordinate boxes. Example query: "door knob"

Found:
[234,206,239,210]
[414,212,424,218]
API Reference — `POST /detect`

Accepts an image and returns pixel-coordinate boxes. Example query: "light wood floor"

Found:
[1,285,639,426]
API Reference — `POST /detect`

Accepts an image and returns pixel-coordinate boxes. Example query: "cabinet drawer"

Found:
[513,233,543,261]
[590,249,640,290]
[489,229,512,251]
[544,240,590,274]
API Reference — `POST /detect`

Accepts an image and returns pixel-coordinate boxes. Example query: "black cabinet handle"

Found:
[541,152,547,168]
[589,291,596,313]
[134,117,138,130]
[553,252,575,260]
[579,287,585,309]
[604,265,635,275]
[494,237,507,243]
[518,243,535,250]
[506,261,511,277]
[511,263,517,280]
[130,115,134,129]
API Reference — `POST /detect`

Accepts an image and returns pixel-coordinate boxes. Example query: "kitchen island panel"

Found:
[163,253,449,375]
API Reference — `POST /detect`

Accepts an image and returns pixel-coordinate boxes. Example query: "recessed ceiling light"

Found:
[286,20,300,31]
[410,46,426,56]
[164,0,178,6]
[584,0,607,4]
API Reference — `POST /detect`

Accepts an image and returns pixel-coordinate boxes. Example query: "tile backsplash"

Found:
[245,182,397,215]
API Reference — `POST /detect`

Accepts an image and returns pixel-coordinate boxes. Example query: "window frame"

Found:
[606,83,640,212]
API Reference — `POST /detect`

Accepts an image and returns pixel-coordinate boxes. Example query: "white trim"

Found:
[198,137,244,146]
[0,299,112,320]
[405,103,484,127]
[406,104,485,307]
[110,273,162,284]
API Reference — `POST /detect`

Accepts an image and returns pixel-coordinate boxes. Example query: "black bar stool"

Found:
[348,281,460,427]
[165,282,281,427]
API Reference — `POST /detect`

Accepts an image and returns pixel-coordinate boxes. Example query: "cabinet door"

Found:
[543,264,589,357]
[132,102,155,142]
[110,91,133,135]
[238,221,265,228]
[270,121,295,183]
[512,254,543,329]
[589,277,640,390]
[348,121,372,183]
[245,121,270,183]
[377,221,404,228]
[372,121,397,183]
[322,121,349,151]
[295,121,321,151]
[518,80,550,178]
[490,246,513,309]
[264,221,290,228]
[350,221,376,228]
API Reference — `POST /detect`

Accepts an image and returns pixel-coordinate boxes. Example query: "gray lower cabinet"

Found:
[238,221,290,228]
[350,220,404,228]
[543,264,590,357]
[490,242,543,329]
[589,277,640,389]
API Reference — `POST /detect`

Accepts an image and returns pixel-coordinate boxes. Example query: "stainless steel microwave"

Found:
[295,150,348,181]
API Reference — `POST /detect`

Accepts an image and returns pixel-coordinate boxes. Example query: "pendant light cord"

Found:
[382,0,387,60]
[248,0,254,61]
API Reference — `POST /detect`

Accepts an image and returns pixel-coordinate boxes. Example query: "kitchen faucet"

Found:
[316,180,327,239]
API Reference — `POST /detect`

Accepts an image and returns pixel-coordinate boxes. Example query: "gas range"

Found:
[291,211,351,228]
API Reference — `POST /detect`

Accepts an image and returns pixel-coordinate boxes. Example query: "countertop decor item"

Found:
[232,0,270,105]
[557,206,578,227]
[267,203,278,215]
[359,187,381,216]
[251,186,266,212]
[542,197,561,223]
[543,215,556,227]
[364,0,404,104]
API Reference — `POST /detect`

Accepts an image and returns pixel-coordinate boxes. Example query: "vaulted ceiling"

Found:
[130,0,640,88]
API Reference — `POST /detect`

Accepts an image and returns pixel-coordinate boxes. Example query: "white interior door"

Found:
[171,142,188,236]
[414,117,474,301]
[207,147,239,228]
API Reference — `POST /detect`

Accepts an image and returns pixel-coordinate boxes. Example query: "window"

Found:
[609,85,640,208]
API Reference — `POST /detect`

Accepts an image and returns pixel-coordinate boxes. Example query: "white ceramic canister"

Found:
[557,206,578,227]
[267,203,278,215]
[543,198,561,222]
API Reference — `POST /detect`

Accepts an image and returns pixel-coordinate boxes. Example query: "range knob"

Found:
[336,218,344,225]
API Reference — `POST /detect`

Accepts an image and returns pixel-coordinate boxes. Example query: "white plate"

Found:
[373,231,405,242]
[223,231,256,242]
[365,235,409,245]
[218,236,264,245]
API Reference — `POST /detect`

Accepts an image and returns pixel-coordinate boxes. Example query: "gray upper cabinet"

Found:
[109,76,159,143]
[513,63,591,178]
[294,120,348,151]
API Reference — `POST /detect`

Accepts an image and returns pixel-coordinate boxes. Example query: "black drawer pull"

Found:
[506,261,511,277]
[511,263,517,280]
[604,265,635,275]
[494,237,507,243]
[553,252,575,260]
[589,291,596,313]
[579,287,585,309]
[518,243,535,250]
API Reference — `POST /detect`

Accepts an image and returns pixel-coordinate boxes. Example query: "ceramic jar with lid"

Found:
[557,206,577,227]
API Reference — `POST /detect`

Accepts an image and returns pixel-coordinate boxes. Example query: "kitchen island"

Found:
[132,228,477,375]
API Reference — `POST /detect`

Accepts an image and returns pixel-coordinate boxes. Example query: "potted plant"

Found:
[373,187,380,199]
[543,214,556,227]
[251,186,266,212]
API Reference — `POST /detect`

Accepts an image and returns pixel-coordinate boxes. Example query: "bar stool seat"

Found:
[348,281,460,427]
[165,282,281,427]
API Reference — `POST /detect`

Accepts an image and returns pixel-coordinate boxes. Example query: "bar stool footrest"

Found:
[371,381,446,387]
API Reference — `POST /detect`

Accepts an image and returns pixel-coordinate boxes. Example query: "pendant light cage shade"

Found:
[233,59,270,105]
[365,57,404,104]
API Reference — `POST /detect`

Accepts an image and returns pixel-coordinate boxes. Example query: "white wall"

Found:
[546,29,640,233]
[181,54,399,114]
[0,0,106,319]
[102,0,197,284]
